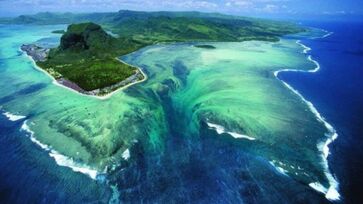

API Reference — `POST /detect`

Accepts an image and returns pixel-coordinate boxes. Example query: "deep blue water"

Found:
[0,115,112,203]
[279,21,363,203]
[1,21,362,203]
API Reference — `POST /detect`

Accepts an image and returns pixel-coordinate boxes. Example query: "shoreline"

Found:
[21,47,148,100]
[273,31,340,201]
[14,30,340,199]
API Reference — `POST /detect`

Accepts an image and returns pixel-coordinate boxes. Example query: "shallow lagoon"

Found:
[0,24,337,202]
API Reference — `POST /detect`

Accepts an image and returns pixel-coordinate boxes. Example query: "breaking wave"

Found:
[20,120,100,180]
[206,121,256,141]
[273,34,340,201]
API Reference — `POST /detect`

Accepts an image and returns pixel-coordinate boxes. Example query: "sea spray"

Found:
[206,121,256,141]
[274,38,340,201]
[269,161,289,176]
[20,120,100,180]
[320,30,334,39]
[2,111,26,121]
[48,151,99,180]
[122,149,130,160]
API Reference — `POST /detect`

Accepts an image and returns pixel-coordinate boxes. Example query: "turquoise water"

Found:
[0,24,337,203]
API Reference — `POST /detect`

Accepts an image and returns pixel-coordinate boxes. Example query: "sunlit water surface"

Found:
[0,24,338,203]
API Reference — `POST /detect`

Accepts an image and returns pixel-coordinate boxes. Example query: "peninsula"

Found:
[22,22,145,96]
[15,10,305,96]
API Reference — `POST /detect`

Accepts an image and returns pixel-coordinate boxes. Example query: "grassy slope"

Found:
[3,11,304,42]
[8,11,304,91]
[113,16,302,43]
[37,23,146,91]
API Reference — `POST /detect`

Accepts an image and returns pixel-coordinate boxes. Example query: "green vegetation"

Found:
[37,22,144,91]
[11,10,305,92]
[3,10,305,43]
[112,16,303,43]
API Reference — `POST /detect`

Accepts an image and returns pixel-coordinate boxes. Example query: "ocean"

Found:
[0,20,362,203]
[279,20,363,203]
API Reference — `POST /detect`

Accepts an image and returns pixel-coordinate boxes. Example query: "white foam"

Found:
[21,121,51,150]
[3,112,26,121]
[49,150,99,180]
[310,29,334,40]
[206,122,225,134]
[322,31,334,39]
[122,149,130,160]
[269,161,289,176]
[309,181,340,200]
[309,182,327,194]
[296,40,311,54]
[274,38,340,201]
[20,120,100,180]
[227,132,256,140]
[206,122,256,140]
[326,184,341,201]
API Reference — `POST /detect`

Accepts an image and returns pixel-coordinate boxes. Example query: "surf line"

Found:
[273,34,340,201]
[1,111,26,121]
[20,120,101,180]
[18,118,127,202]
[319,29,334,39]
[206,121,256,141]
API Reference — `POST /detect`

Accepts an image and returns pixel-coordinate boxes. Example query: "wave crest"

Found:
[20,120,100,180]
[274,38,340,201]
[206,121,256,141]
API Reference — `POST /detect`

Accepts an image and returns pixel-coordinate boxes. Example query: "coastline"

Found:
[13,48,145,179]
[13,29,341,200]
[21,47,148,100]
[273,31,340,201]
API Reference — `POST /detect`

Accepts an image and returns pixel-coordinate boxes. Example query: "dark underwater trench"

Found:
[105,60,329,203]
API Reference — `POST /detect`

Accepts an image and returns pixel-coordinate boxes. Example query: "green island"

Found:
[22,22,146,96]
[13,10,304,96]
